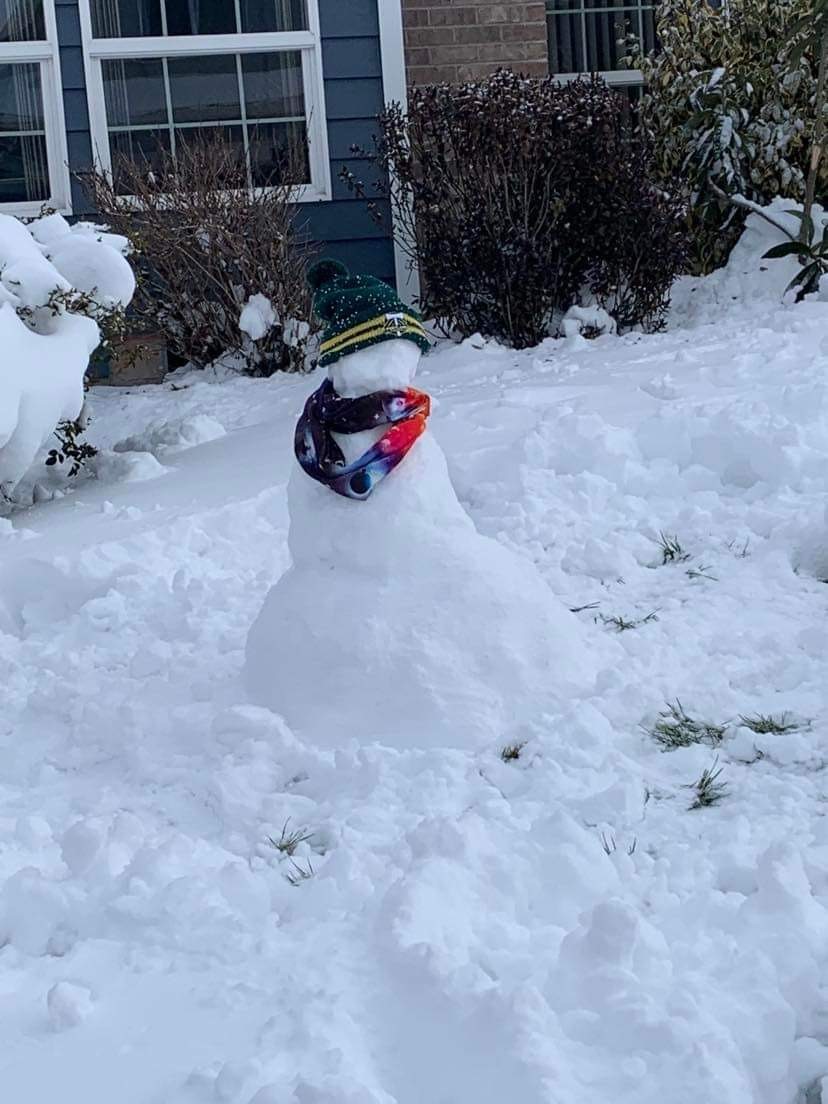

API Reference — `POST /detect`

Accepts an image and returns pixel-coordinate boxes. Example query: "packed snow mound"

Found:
[90,449,167,484]
[114,414,226,456]
[671,197,828,326]
[791,505,828,583]
[239,294,277,342]
[245,341,600,750]
[0,213,134,494]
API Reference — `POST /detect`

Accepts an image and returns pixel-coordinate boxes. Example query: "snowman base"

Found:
[244,434,594,750]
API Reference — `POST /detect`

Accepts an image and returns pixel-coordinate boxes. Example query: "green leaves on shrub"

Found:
[628,0,828,274]
[762,217,828,297]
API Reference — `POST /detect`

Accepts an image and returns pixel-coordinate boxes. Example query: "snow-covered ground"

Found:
[2,210,828,1103]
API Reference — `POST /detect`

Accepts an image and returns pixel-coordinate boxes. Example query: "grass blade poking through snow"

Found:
[658,532,691,564]
[268,819,313,857]
[686,565,718,582]
[500,742,526,762]
[599,610,659,632]
[285,859,315,886]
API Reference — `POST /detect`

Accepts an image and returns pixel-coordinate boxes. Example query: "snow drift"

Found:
[671,197,828,325]
[0,212,134,495]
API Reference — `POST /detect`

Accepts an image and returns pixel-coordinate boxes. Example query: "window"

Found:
[545,0,655,87]
[80,0,330,200]
[0,0,71,213]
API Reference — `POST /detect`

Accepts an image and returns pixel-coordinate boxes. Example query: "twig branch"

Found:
[708,181,797,241]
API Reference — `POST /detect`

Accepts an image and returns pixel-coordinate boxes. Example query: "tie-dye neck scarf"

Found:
[294,378,431,500]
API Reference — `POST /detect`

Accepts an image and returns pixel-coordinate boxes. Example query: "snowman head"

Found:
[328,334,422,397]
[308,259,430,372]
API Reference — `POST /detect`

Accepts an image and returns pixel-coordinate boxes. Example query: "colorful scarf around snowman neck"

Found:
[294,377,431,500]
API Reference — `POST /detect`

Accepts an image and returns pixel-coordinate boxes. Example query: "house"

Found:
[2,1,417,286]
[0,1,646,305]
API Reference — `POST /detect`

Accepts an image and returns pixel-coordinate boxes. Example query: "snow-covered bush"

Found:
[628,0,828,274]
[0,212,134,497]
[352,71,686,348]
[670,196,828,322]
[82,135,316,376]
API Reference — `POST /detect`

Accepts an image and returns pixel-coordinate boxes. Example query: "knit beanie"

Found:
[308,259,430,368]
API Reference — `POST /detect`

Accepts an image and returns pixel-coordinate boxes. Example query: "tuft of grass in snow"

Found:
[686,564,718,582]
[500,742,526,762]
[599,610,659,632]
[687,760,728,810]
[649,700,727,750]
[268,819,313,857]
[285,858,315,886]
[726,538,751,559]
[658,532,691,565]
[739,712,803,735]
[600,831,637,856]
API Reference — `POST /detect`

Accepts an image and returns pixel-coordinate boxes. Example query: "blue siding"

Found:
[54,0,94,213]
[55,0,395,284]
[311,0,393,282]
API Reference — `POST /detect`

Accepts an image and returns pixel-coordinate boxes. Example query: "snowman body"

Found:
[244,337,594,749]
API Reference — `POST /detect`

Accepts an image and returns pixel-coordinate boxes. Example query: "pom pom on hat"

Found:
[307,258,349,292]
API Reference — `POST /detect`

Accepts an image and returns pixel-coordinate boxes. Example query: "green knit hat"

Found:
[308,259,430,368]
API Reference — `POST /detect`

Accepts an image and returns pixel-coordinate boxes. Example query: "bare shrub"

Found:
[345,71,686,349]
[81,135,317,375]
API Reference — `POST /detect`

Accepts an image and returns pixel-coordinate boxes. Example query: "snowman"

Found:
[244,261,595,749]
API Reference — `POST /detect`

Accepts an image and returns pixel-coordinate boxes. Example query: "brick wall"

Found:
[403,2,549,85]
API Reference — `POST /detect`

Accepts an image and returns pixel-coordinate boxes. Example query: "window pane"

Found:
[0,0,44,41]
[0,62,48,202]
[175,122,244,146]
[0,62,43,131]
[165,0,236,36]
[240,0,307,33]
[110,127,171,193]
[242,51,304,120]
[548,12,583,73]
[101,52,312,191]
[102,58,167,127]
[584,8,638,71]
[640,6,656,54]
[249,119,308,185]
[173,122,244,159]
[91,0,163,38]
[0,134,48,200]
[168,55,241,123]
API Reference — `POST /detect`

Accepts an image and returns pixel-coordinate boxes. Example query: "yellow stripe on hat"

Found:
[321,323,426,359]
[320,312,426,356]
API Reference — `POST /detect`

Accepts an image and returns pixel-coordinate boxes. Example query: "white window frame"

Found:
[77,0,331,203]
[0,0,72,216]
[556,68,644,86]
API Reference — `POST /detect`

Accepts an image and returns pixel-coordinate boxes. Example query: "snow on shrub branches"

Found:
[0,212,134,497]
